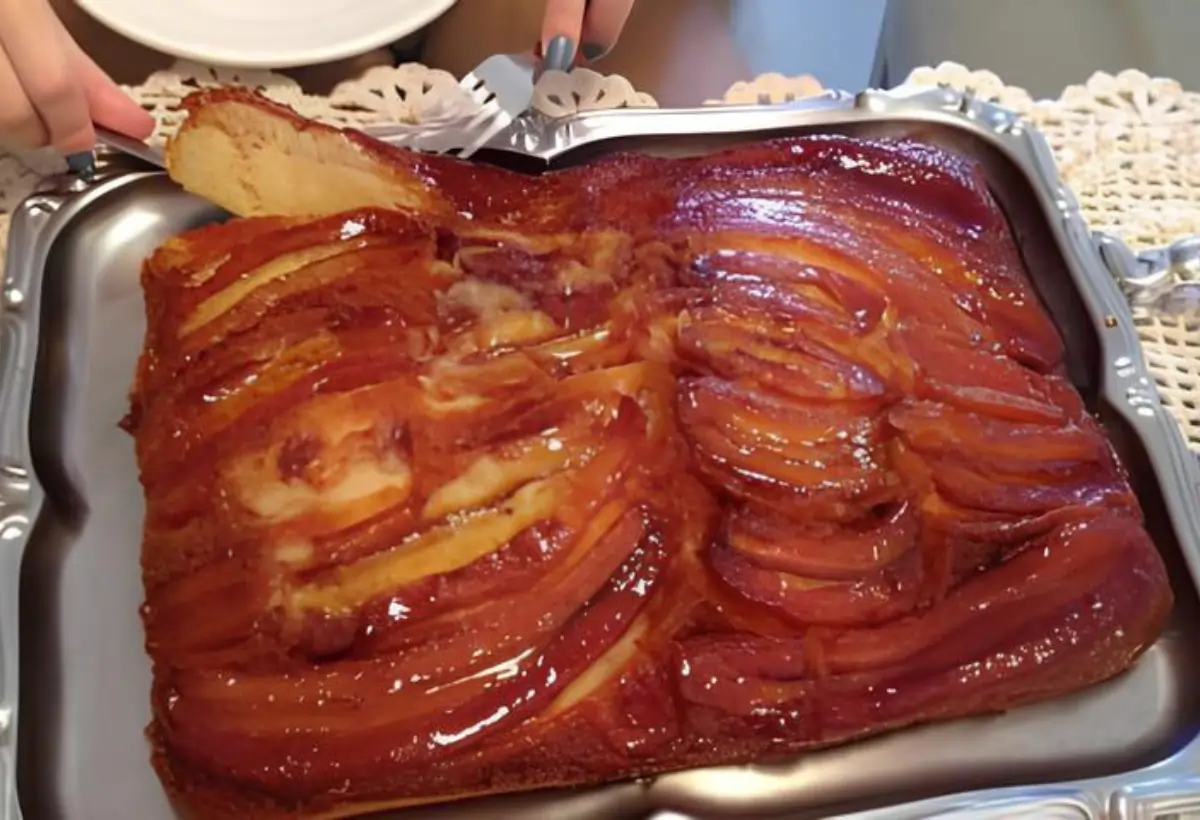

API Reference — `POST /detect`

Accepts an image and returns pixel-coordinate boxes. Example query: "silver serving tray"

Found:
[3,85,1200,820]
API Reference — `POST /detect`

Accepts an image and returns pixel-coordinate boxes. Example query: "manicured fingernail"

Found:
[543,35,575,72]
[65,151,95,180]
[581,42,609,62]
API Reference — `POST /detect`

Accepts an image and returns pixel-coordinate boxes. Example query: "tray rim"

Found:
[3,84,1200,820]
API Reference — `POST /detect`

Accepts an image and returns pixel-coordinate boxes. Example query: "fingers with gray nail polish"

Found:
[580,0,635,63]
[540,0,633,70]
[581,42,608,62]
[65,151,95,180]
[540,0,585,70]
[543,34,576,72]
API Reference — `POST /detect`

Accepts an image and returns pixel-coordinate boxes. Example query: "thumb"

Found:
[71,43,155,140]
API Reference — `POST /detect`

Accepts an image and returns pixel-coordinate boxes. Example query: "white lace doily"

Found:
[710,73,824,105]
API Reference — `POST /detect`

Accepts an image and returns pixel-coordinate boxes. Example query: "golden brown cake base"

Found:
[126,90,1173,818]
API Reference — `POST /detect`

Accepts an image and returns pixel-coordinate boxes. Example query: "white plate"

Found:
[74,0,458,68]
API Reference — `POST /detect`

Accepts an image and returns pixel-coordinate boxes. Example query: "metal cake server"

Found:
[90,51,536,172]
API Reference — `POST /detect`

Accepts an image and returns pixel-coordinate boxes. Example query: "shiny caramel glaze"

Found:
[129,104,1173,818]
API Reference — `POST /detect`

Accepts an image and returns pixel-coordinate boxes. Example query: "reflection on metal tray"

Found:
[3,85,1200,820]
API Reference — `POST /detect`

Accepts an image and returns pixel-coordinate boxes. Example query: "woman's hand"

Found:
[0,0,154,156]
[540,0,636,71]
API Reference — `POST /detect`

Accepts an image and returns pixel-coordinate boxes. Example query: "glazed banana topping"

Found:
[127,90,1172,820]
